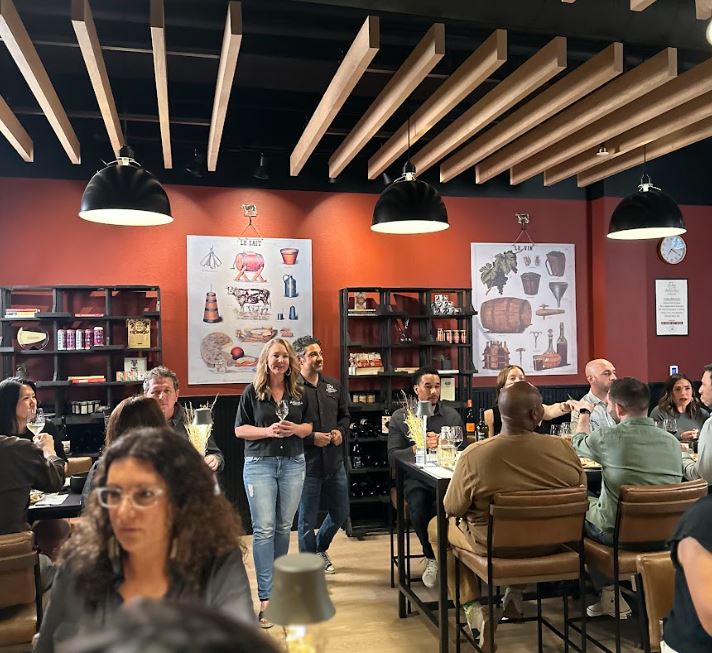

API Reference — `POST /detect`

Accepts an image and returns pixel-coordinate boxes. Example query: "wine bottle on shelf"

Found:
[381,406,391,435]
[349,421,359,440]
[476,408,489,441]
[351,442,363,469]
[465,399,475,436]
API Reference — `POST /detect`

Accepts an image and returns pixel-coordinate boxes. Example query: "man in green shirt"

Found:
[574,377,682,619]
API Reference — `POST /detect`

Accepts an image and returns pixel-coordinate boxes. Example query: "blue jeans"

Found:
[297,464,350,554]
[243,454,306,600]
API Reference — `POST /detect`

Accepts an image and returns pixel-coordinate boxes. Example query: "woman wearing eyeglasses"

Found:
[35,426,252,653]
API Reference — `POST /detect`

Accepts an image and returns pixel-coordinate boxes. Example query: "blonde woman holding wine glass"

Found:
[234,338,312,629]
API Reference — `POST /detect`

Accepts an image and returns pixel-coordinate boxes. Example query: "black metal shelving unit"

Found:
[340,287,478,537]
[0,285,163,434]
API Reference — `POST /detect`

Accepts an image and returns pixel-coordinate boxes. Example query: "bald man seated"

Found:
[571,358,618,433]
[427,382,585,652]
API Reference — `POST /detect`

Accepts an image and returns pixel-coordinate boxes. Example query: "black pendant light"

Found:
[371,118,448,234]
[607,174,686,240]
[79,145,172,226]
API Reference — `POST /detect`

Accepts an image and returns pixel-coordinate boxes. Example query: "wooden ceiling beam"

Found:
[328,23,445,179]
[476,47,676,184]
[695,0,712,19]
[0,0,80,163]
[545,89,712,185]
[411,36,566,176]
[150,0,171,168]
[71,0,123,157]
[578,114,712,186]
[291,16,379,177]
[207,1,242,172]
[367,29,506,180]
[514,52,712,185]
[440,42,621,183]
[631,0,657,11]
[0,94,32,161]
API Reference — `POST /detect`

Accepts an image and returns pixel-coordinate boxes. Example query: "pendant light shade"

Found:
[79,146,172,226]
[607,177,685,240]
[372,161,449,234]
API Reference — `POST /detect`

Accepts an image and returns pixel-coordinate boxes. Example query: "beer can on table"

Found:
[84,328,93,349]
[57,329,66,351]
[93,326,104,346]
[66,329,75,350]
[75,328,83,350]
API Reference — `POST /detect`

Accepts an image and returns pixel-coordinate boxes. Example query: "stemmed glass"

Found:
[27,408,45,436]
[275,400,289,422]
[449,426,464,450]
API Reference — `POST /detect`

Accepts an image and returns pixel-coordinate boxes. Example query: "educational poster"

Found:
[470,243,578,377]
[187,236,313,384]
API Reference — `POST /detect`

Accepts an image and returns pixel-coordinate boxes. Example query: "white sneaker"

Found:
[464,602,501,653]
[422,558,438,588]
[318,551,335,574]
[586,585,631,619]
[502,587,524,620]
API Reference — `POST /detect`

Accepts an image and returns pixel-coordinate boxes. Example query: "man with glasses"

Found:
[143,366,224,472]
[388,367,463,589]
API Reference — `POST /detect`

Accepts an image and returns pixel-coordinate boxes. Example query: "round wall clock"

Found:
[658,235,687,265]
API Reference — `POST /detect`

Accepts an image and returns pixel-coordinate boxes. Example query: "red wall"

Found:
[0,176,707,395]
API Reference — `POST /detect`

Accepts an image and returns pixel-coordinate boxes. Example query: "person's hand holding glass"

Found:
[270,399,300,438]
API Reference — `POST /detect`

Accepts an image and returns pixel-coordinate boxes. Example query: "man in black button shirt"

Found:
[294,336,350,574]
[662,494,712,653]
[144,366,224,472]
[388,367,464,589]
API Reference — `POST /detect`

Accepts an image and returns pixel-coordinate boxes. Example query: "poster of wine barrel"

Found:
[470,243,578,377]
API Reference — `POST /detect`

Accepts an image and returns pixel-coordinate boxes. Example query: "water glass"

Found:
[550,424,560,436]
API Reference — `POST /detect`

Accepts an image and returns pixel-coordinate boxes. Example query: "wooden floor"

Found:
[244,531,645,653]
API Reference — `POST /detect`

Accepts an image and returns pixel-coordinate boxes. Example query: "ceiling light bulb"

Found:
[706,18,712,45]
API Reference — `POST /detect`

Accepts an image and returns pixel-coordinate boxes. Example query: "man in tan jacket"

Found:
[428,382,585,651]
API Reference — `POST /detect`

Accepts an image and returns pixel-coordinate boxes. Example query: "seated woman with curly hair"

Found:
[35,426,252,653]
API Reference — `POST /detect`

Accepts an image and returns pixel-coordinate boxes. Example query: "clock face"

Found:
[659,236,686,265]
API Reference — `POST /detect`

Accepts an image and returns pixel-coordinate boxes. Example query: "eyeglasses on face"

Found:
[95,486,165,508]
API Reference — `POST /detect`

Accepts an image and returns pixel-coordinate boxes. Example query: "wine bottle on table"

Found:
[476,408,489,441]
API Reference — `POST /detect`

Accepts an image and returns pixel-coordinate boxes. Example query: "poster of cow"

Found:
[187,236,313,385]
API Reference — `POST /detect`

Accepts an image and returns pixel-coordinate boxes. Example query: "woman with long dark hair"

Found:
[234,337,312,628]
[36,426,251,653]
[650,373,709,441]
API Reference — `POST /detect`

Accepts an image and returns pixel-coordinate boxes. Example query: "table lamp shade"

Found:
[264,554,335,625]
[416,400,434,418]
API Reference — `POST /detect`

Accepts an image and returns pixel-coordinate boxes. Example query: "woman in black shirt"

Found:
[234,338,312,628]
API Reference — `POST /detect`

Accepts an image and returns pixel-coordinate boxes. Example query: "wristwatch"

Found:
[579,408,591,415]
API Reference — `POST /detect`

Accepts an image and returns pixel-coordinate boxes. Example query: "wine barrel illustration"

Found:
[480,298,532,333]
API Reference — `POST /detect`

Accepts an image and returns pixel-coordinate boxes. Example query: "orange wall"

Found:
[0,178,594,395]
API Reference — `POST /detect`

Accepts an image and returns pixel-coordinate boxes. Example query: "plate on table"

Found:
[29,490,45,504]
[579,457,601,469]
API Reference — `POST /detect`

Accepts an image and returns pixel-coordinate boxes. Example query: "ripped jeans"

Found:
[243,454,306,600]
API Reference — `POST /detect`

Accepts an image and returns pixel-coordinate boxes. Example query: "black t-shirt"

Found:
[234,383,313,457]
[664,494,712,652]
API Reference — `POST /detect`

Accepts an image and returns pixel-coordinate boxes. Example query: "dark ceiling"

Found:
[0,0,710,200]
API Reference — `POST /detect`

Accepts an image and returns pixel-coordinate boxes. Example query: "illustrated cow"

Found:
[228,287,271,319]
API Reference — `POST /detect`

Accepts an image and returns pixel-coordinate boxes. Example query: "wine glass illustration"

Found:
[27,408,45,436]
[275,399,289,422]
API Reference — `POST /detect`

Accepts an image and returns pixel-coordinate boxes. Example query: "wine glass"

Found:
[27,408,45,436]
[449,426,463,449]
[275,399,289,422]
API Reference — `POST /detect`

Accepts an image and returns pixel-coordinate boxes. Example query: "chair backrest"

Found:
[490,486,588,552]
[617,480,708,545]
[636,551,675,652]
[0,531,37,610]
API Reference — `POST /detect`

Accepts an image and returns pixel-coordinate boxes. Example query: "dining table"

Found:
[28,486,83,521]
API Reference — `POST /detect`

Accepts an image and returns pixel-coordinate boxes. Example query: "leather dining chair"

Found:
[452,486,589,653]
[0,531,43,653]
[635,551,675,653]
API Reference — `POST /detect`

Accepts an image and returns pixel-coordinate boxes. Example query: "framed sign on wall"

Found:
[655,279,688,336]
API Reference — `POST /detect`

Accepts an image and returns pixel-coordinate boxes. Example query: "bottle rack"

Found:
[340,287,477,536]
